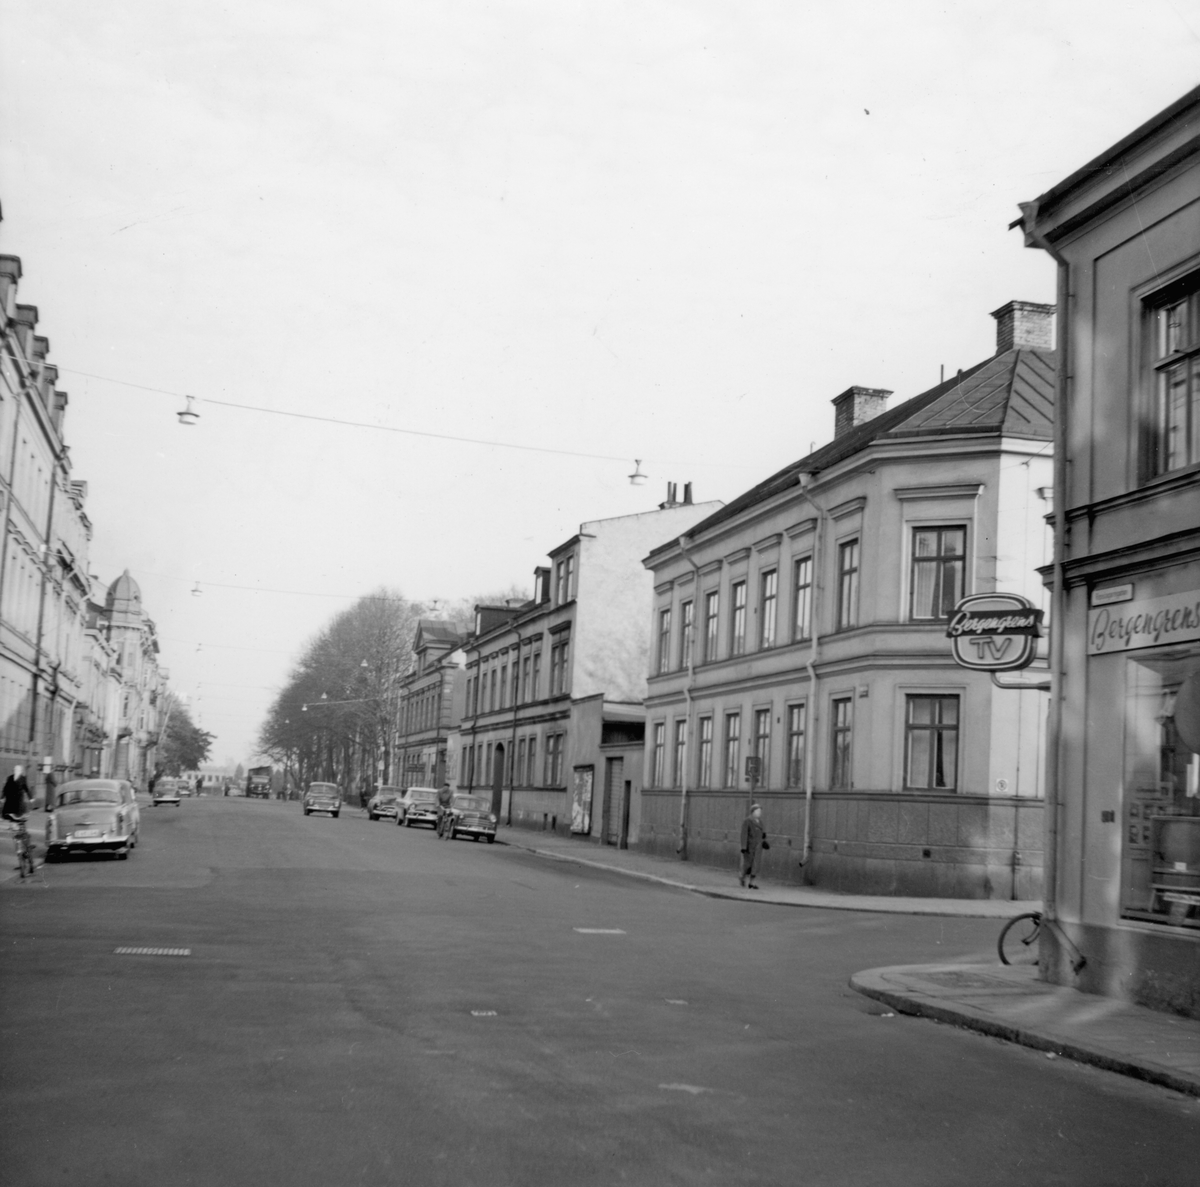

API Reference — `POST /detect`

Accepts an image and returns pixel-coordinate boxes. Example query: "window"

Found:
[672,720,687,788]
[1148,281,1200,476]
[752,708,771,784]
[657,608,672,675]
[531,651,541,700]
[521,655,530,703]
[837,540,859,630]
[527,736,537,786]
[555,554,576,604]
[792,556,812,641]
[465,746,476,786]
[651,722,666,787]
[786,703,806,787]
[905,695,959,790]
[544,733,565,785]
[759,570,777,649]
[704,591,720,662]
[500,664,508,708]
[830,697,853,789]
[550,638,570,695]
[679,600,694,669]
[723,712,741,788]
[910,528,965,620]
[697,716,713,787]
[489,668,498,711]
[730,581,747,655]
[517,738,526,785]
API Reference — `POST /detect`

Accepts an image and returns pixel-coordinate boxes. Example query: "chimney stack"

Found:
[659,482,679,509]
[683,482,693,505]
[991,300,1055,355]
[831,386,891,438]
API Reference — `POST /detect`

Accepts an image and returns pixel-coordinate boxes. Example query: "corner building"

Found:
[1020,86,1200,1017]
[641,304,1055,898]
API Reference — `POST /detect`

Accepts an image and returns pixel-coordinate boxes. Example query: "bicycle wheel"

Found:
[18,841,36,879]
[998,911,1042,965]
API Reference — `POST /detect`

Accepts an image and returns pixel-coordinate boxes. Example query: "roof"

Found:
[658,346,1055,551]
[415,619,461,646]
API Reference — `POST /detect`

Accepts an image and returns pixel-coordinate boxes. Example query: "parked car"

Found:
[442,793,498,843]
[303,782,342,817]
[152,778,183,807]
[367,787,403,821]
[46,779,140,860]
[397,786,439,828]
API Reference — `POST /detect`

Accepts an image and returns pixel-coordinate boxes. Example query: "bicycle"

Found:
[7,814,36,880]
[997,910,1042,966]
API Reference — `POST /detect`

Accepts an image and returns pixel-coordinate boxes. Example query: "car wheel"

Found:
[118,848,129,860]
[487,835,495,844]
[303,808,310,816]
[332,811,340,818]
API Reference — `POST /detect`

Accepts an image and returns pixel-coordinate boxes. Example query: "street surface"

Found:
[2,798,1197,1186]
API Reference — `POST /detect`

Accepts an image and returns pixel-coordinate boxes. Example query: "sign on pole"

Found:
[946,593,1043,672]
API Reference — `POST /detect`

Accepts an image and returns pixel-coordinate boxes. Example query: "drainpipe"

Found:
[675,534,704,861]
[1019,202,1068,926]
[506,626,524,826]
[795,475,826,872]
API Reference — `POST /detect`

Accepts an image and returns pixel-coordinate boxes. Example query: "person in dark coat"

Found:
[739,803,769,889]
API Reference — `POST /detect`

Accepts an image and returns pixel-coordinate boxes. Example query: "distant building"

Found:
[1019,86,1200,1017]
[458,489,721,841]
[396,619,466,788]
[641,304,1055,898]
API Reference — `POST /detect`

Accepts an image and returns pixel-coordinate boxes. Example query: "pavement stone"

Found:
[851,962,1200,1098]
[494,824,1039,918]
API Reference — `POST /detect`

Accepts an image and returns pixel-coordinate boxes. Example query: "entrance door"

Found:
[604,758,623,845]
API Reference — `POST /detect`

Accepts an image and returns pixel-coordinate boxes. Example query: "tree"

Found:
[159,699,215,774]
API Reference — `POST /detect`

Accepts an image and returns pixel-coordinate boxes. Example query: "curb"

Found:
[495,836,1035,917]
[850,967,1200,1098]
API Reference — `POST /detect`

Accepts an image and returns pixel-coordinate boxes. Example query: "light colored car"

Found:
[397,786,439,828]
[367,787,403,821]
[443,793,498,843]
[46,779,140,860]
[152,777,183,807]
[303,782,342,817]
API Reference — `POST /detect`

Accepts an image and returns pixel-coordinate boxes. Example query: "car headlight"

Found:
[489,814,497,824]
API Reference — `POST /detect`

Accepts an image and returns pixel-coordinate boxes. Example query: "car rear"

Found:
[48,781,137,859]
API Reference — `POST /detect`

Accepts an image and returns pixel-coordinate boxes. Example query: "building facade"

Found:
[458,494,721,841]
[641,303,1056,898]
[1020,87,1200,1017]
[396,619,466,788]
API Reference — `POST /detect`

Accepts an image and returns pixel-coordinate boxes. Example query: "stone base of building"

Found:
[1042,919,1200,1021]
[503,788,570,835]
[637,789,1043,901]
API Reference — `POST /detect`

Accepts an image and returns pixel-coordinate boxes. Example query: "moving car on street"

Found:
[152,778,183,807]
[442,793,498,843]
[303,782,342,817]
[397,786,439,828]
[46,779,140,861]
[367,787,402,821]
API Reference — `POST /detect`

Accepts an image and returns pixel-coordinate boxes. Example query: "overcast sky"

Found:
[2,1,1197,764]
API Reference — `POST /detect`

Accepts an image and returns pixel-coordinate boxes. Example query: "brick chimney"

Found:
[832,386,891,438]
[991,300,1054,354]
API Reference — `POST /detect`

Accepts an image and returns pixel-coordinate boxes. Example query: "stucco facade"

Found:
[641,304,1054,898]
[1020,86,1200,1017]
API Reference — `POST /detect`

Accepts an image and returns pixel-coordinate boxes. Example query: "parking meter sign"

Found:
[946,593,1043,671]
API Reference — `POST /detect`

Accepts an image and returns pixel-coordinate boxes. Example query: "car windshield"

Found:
[409,791,437,804]
[58,786,121,806]
[308,784,338,796]
[376,794,399,805]
[454,796,491,813]
[157,781,180,792]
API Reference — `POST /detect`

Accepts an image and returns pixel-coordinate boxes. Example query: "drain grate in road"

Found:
[573,928,626,934]
[114,947,191,957]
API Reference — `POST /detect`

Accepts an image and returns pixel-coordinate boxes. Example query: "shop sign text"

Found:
[1088,590,1200,655]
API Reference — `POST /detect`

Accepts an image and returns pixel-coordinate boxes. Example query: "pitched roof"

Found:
[415,619,462,647]
[661,346,1054,550]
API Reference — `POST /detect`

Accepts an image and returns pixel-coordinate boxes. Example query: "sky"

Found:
[2,1,1197,765]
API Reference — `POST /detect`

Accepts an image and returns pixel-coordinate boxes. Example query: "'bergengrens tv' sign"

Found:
[946,593,1044,671]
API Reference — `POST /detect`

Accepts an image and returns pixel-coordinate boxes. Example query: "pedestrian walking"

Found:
[1,765,31,821]
[739,802,769,889]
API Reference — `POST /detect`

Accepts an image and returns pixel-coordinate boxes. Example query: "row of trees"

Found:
[156,691,215,774]
[257,586,523,798]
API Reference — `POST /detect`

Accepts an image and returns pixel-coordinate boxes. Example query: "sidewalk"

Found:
[852,963,1200,1097]
[495,825,1200,1096]
[494,825,1038,917]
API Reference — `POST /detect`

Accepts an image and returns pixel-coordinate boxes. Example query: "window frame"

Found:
[786,702,806,787]
[759,569,777,650]
[752,707,771,784]
[1145,277,1200,479]
[672,719,687,789]
[837,539,860,631]
[903,694,960,791]
[730,580,747,656]
[909,526,967,622]
[723,712,741,788]
[679,599,694,670]
[651,721,666,788]
[696,715,713,787]
[792,555,812,642]
[703,590,720,663]
[830,695,853,789]
[657,607,672,675]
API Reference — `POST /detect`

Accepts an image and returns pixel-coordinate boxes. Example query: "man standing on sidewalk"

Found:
[739,803,768,889]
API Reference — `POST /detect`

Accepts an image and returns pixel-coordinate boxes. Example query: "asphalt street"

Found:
[2,798,1197,1187]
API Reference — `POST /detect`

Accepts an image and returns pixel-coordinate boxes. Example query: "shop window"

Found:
[1147,279,1200,477]
[1121,657,1200,929]
[904,695,959,790]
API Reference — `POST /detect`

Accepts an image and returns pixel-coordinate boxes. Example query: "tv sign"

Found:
[946,593,1044,671]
